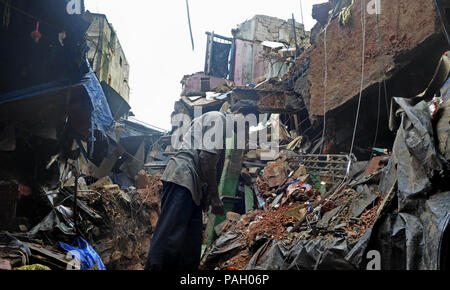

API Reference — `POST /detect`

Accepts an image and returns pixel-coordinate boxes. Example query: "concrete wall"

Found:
[232,15,308,86]
[181,72,228,95]
[234,39,254,86]
[234,15,307,46]
[85,12,131,103]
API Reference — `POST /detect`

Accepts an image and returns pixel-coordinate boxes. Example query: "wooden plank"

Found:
[23,242,70,270]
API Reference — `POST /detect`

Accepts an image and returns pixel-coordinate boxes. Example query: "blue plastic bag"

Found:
[59,237,106,270]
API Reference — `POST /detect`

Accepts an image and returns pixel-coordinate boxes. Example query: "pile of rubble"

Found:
[0,0,171,271]
[78,171,162,270]
[195,0,450,271]
[0,170,162,270]
[199,56,450,270]
[200,150,390,270]
[1,0,449,271]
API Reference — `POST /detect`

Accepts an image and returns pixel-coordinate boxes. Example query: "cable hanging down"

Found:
[321,15,333,153]
[372,12,389,151]
[347,0,367,174]
[185,0,195,51]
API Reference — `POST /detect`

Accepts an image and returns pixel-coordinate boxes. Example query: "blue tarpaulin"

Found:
[0,63,116,155]
[59,237,106,270]
[81,69,114,134]
[0,66,114,135]
[0,79,74,106]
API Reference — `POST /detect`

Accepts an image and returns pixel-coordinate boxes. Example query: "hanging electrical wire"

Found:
[372,12,389,151]
[321,27,328,153]
[375,14,390,119]
[321,15,333,153]
[128,116,169,133]
[372,75,382,152]
[348,0,367,173]
[185,0,195,51]
[299,0,305,28]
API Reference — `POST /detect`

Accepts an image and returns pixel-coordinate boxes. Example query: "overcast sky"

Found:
[85,0,324,131]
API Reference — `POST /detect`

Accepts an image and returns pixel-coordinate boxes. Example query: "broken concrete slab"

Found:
[263,162,288,188]
[214,220,229,236]
[226,212,241,222]
[292,165,307,180]
[363,156,389,176]
[89,176,114,190]
[349,161,369,178]
[349,185,378,218]
[317,206,342,229]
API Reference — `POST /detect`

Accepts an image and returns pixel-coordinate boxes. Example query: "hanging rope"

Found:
[372,74,382,152]
[375,14,390,119]
[321,16,333,153]
[348,0,367,172]
[372,12,389,151]
[299,0,305,28]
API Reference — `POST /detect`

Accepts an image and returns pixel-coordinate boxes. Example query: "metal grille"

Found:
[291,154,351,185]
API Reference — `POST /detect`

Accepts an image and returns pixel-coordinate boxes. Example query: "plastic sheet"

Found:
[200,231,246,269]
[81,68,114,134]
[203,93,450,270]
[59,237,106,270]
[367,97,450,270]
[246,237,359,270]
[391,97,443,209]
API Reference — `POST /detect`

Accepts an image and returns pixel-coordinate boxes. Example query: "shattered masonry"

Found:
[0,0,450,271]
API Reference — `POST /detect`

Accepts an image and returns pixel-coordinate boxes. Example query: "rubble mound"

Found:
[86,172,162,270]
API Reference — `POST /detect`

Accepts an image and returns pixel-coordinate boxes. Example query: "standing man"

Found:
[145,111,227,271]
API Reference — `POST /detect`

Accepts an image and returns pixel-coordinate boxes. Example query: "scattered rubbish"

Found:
[1,0,449,272]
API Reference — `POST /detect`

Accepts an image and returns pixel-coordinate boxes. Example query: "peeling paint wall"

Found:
[85,12,131,104]
[181,72,228,95]
[234,15,308,47]
[233,15,310,86]
[234,39,254,86]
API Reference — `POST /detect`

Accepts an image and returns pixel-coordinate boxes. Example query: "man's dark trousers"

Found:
[145,181,203,271]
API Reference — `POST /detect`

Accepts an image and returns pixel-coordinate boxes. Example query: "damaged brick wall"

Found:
[304,0,442,118]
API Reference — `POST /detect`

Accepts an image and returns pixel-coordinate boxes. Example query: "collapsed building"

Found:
[171,0,450,270]
[0,0,449,271]
[0,0,166,270]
